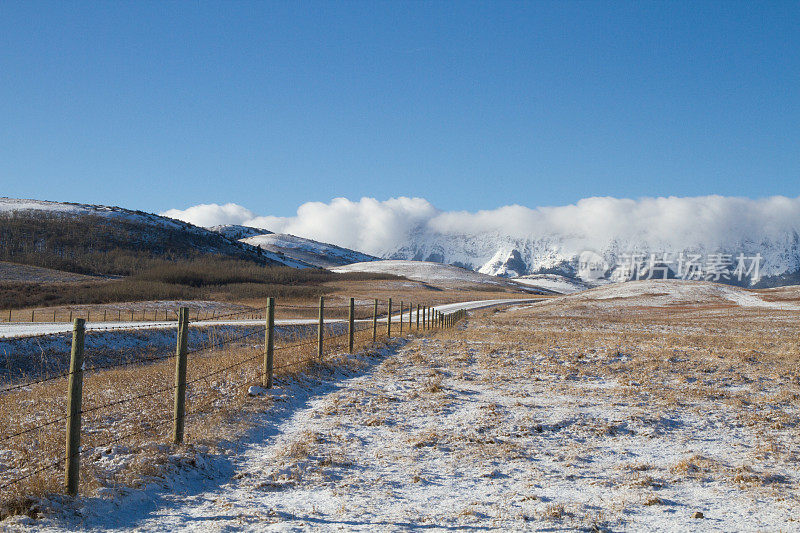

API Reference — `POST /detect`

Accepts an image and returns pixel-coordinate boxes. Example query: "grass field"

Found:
[4,280,795,530]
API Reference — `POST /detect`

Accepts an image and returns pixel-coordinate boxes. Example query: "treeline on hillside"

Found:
[0,256,400,310]
[0,211,269,276]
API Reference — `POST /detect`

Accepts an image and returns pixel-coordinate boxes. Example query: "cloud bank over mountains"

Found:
[162,195,800,260]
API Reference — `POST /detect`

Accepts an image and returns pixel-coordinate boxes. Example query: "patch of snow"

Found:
[513,274,590,294]
[208,224,272,240]
[243,233,376,268]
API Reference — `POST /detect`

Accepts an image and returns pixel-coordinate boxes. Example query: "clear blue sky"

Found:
[1,1,798,216]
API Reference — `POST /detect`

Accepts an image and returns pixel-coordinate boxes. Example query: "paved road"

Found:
[0,298,540,339]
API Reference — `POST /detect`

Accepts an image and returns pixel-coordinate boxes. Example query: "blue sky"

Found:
[1,1,798,216]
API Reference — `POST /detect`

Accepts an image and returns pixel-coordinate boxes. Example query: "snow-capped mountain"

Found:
[478,248,528,278]
[386,229,800,288]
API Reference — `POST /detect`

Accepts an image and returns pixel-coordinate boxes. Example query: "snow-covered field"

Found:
[551,279,800,310]
[2,289,797,531]
[0,319,307,339]
[0,323,277,384]
[333,260,542,292]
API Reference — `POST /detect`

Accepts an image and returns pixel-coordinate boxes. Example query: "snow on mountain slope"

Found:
[512,274,591,294]
[242,233,377,269]
[332,260,544,292]
[165,196,800,288]
[537,279,800,310]
[1,197,191,229]
[208,224,271,240]
[375,197,800,288]
[388,230,800,288]
[478,248,528,277]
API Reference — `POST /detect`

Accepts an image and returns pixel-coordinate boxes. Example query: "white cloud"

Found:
[161,203,256,228]
[162,195,800,259]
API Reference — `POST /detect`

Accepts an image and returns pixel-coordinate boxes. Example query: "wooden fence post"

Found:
[31,309,35,322]
[172,307,189,445]
[372,299,378,342]
[317,297,324,360]
[409,300,412,331]
[348,297,355,354]
[416,305,420,330]
[399,302,404,335]
[64,318,85,496]
[263,297,275,388]
[387,298,392,338]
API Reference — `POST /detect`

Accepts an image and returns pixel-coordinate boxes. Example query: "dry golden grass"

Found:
[431,294,800,511]
[319,279,542,308]
[0,316,416,518]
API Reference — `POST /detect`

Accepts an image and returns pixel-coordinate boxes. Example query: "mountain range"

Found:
[384,227,800,288]
[4,197,800,290]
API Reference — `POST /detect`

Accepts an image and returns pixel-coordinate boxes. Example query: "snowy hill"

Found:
[209,224,272,241]
[537,279,800,310]
[242,233,377,269]
[332,260,547,292]
[0,198,315,271]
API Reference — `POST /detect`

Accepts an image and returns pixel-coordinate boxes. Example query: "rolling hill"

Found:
[0,198,316,276]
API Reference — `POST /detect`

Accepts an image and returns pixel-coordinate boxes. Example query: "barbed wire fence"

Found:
[0,296,465,501]
[1,297,414,324]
